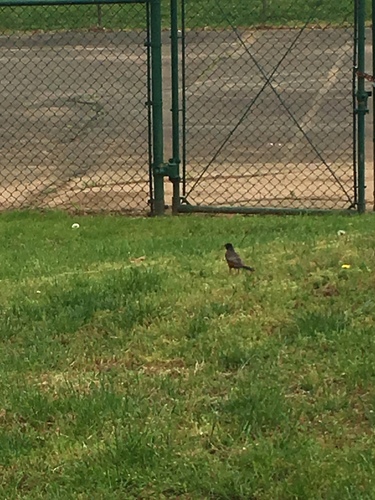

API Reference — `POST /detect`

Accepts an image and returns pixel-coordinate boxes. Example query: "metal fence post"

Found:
[261,0,268,22]
[357,0,368,213]
[170,0,180,213]
[96,4,102,27]
[150,0,165,215]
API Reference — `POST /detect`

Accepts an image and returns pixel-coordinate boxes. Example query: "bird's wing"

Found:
[226,250,244,267]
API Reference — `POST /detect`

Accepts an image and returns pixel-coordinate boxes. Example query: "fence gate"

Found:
[0,0,155,214]
[169,0,365,215]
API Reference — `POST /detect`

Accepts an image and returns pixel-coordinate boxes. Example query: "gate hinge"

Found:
[355,89,372,114]
[153,159,180,179]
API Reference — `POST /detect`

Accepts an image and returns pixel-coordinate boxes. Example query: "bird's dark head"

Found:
[224,243,234,250]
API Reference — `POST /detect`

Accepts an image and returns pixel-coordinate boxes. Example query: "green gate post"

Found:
[357,0,369,213]
[170,0,181,214]
[150,0,165,215]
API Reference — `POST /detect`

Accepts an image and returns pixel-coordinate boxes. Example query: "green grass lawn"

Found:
[1,210,375,498]
[0,0,363,32]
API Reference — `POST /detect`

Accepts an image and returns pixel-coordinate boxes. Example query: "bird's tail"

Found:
[243,265,255,272]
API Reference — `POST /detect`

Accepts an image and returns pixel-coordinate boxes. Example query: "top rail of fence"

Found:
[0,0,147,7]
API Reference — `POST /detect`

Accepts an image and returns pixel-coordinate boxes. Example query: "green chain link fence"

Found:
[0,0,153,214]
[0,0,370,215]
[177,0,363,214]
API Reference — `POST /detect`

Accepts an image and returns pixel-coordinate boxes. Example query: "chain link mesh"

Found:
[0,3,151,214]
[181,0,357,210]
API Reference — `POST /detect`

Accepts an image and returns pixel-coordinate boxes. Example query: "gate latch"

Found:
[153,159,180,179]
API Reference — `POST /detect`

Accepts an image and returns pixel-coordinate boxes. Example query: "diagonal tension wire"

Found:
[186,1,352,206]
[222,10,354,204]
[185,14,313,199]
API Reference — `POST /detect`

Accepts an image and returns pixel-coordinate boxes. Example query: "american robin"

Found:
[224,243,255,273]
